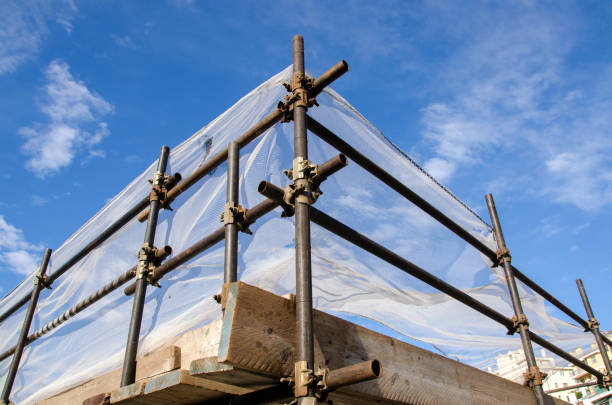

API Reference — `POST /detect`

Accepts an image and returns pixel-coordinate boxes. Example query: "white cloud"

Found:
[423,157,456,184]
[0,0,78,74]
[416,5,612,211]
[0,215,43,275]
[111,34,138,49]
[20,60,113,178]
[56,0,77,33]
[0,0,47,75]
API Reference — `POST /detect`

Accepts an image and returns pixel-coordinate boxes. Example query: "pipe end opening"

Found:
[371,360,382,377]
[257,181,268,193]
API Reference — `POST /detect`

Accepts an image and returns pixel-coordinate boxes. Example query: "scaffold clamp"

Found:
[523,366,546,388]
[220,202,251,234]
[34,274,52,289]
[586,317,600,332]
[507,313,529,335]
[495,247,512,266]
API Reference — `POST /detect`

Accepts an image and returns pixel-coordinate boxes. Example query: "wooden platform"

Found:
[38,282,567,405]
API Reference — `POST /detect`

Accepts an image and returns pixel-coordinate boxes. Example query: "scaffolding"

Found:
[0,36,610,405]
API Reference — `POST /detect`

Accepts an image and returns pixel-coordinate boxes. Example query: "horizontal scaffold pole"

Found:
[304,205,604,381]
[305,115,593,333]
[545,380,598,394]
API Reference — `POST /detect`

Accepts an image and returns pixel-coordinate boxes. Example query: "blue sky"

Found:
[0,0,610,334]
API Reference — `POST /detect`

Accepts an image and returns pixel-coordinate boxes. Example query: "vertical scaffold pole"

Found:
[292,34,316,404]
[576,279,612,384]
[224,141,239,283]
[0,248,51,405]
[486,194,546,405]
[121,145,170,387]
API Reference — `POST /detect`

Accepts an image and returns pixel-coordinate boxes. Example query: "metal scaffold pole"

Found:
[224,141,240,283]
[0,248,52,405]
[120,145,170,387]
[576,279,612,385]
[291,34,317,405]
[485,194,547,405]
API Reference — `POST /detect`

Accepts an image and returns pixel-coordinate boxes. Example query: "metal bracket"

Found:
[507,313,529,335]
[282,158,319,206]
[294,360,315,398]
[136,244,171,286]
[219,202,252,234]
[601,373,612,388]
[148,172,177,210]
[284,157,318,181]
[278,73,319,123]
[523,366,546,388]
[314,366,331,402]
[586,317,600,332]
[495,247,511,266]
[34,274,52,289]
[137,243,153,280]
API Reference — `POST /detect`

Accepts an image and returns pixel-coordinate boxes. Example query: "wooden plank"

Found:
[38,345,181,405]
[169,319,222,370]
[190,356,277,387]
[110,370,251,404]
[218,282,568,405]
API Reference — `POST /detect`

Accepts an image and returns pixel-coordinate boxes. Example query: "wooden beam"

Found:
[218,282,567,405]
[110,370,249,404]
[38,345,181,405]
[190,356,276,387]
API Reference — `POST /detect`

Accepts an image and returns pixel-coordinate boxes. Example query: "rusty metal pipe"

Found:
[325,359,382,390]
[486,194,546,405]
[292,33,316,405]
[576,279,612,377]
[311,60,349,97]
[165,172,182,190]
[258,181,287,206]
[312,154,347,188]
[545,380,598,394]
[224,141,239,283]
[121,145,170,387]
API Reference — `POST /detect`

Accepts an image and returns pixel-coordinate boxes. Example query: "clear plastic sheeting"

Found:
[0,67,592,404]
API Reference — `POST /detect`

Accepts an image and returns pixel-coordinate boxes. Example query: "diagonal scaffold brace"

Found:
[120,145,175,387]
[485,194,547,405]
